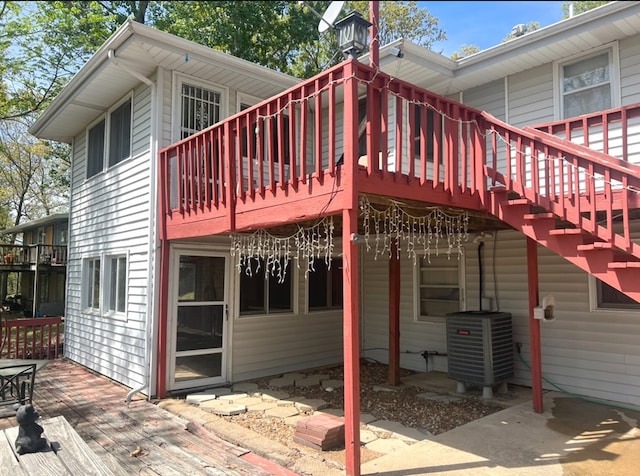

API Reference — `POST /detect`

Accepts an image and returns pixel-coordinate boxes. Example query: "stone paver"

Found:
[233,382,259,393]
[360,413,377,424]
[258,390,290,401]
[365,438,410,454]
[246,402,278,414]
[234,396,264,407]
[367,420,430,442]
[320,379,344,389]
[294,399,329,412]
[359,429,378,444]
[269,376,296,387]
[218,392,249,402]
[417,391,462,403]
[296,374,331,387]
[185,391,218,405]
[277,396,306,406]
[373,384,403,392]
[200,399,247,416]
[265,406,300,419]
[284,415,306,427]
[318,408,344,418]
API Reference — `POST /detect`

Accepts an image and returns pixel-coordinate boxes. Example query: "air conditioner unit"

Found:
[446,311,513,398]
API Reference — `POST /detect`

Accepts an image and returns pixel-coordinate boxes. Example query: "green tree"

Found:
[450,44,481,60]
[349,1,446,49]
[562,1,611,17]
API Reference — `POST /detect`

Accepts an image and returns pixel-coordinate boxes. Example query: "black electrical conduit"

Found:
[363,348,448,373]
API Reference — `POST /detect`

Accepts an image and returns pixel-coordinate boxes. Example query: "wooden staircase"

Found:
[482,106,640,302]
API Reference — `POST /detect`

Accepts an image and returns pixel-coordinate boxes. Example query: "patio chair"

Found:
[0,363,37,411]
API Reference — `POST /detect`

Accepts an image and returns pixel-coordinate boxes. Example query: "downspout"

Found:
[106,49,158,404]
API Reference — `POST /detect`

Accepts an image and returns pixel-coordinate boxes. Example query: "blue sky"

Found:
[420,1,568,57]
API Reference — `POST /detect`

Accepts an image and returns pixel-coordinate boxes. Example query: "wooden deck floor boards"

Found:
[0,359,274,476]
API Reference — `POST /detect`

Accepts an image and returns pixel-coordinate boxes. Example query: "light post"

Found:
[335,11,372,60]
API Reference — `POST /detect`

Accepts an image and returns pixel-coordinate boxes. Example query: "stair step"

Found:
[577,242,614,251]
[608,262,640,269]
[506,199,530,206]
[549,228,583,236]
[524,213,555,220]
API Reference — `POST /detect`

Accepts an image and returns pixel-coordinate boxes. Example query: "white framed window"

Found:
[84,257,101,312]
[106,255,128,315]
[82,252,128,318]
[555,44,619,120]
[307,258,343,312]
[173,74,227,141]
[86,93,133,179]
[589,276,640,312]
[238,257,296,316]
[414,251,464,323]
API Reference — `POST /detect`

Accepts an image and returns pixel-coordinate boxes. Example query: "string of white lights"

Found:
[230,216,335,283]
[360,196,469,265]
[246,60,640,200]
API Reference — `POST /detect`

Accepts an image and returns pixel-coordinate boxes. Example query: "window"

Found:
[414,106,443,165]
[107,256,127,314]
[87,119,105,178]
[86,95,132,179]
[83,254,128,317]
[594,279,640,311]
[180,82,221,139]
[561,51,613,119]
[308,258,343,311]
[416,253,463,322]
[109,99,132,167]
[85,258,101,311]
[239,258,293,315]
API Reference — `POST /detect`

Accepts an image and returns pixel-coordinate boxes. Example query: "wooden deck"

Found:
[0,359,280,475]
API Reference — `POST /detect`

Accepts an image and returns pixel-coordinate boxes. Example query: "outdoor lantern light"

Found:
[335,11,372,59]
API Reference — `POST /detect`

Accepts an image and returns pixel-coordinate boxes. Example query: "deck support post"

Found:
[343,208,361,476]
[527,237,544,413]
[342,60,361,476]
[388,239,400,386]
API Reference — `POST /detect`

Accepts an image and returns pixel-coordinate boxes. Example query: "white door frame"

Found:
[167,245,231,391]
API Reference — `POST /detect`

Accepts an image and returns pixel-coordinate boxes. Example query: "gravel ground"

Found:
[220,360,505,467]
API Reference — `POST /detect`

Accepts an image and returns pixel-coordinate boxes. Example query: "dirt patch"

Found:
[219,360,505,470]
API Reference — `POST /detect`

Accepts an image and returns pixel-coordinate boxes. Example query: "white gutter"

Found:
[107,48,158,404]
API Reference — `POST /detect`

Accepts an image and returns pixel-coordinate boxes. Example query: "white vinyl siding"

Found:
[362,229,640,407]
[508,63,554,128]
[66,82,151,391]
[231,244,343,382]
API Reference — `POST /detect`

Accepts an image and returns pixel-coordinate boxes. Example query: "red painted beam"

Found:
[526,238,543,413]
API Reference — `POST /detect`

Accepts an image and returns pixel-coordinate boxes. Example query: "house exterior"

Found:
[29,2,640,474]
[0,214,68,317]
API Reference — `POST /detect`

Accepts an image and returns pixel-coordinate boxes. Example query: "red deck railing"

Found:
[0,316,63,359]
[532,103,640,164]
[158,59,640,255]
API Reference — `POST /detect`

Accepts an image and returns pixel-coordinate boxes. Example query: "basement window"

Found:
[593,278,640,311]
[415,251,464,323]
[239,258,295,316]
[307,258,343,311]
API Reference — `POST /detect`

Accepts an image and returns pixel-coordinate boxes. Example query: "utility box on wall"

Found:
[446,311,513,398]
